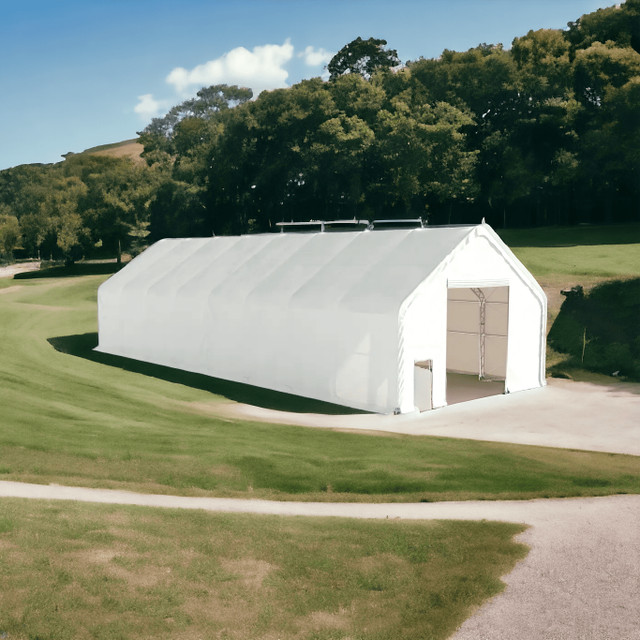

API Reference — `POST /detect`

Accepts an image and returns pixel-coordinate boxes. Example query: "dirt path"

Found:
[0,260,40,278]
[0,482,638,639]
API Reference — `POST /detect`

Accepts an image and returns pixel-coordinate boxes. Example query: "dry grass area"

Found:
[0,498,527,640]
[82,139,144,164]
[537,274,629,331]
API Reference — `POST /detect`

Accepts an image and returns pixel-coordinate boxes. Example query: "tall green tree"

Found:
[0,209,21,260]
[205,78,338,232]
[41,175,90,263]
[328,37,400,81]
[81,158,163,261]
[369,99,477,220]
[408,44,516,117]
[567,0,640,54]
[139,84,252,160]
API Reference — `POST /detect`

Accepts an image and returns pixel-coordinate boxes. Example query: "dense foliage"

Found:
[1,1,639,261]
[0,155,164,262]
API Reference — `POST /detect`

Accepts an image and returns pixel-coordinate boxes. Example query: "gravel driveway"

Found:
[214,377,640,456]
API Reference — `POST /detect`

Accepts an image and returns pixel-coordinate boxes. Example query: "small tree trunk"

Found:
[117,239,122,265]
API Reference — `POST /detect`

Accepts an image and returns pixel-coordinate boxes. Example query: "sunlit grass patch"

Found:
[0,498,527,640]
[498,224,640,279]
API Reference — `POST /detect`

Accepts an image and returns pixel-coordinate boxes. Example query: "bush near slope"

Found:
[548,278,640,380]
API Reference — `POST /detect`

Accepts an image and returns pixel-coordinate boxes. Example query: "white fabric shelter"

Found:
[96,223,546,414]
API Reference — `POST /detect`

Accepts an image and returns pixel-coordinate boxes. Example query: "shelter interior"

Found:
[445,285,509,407]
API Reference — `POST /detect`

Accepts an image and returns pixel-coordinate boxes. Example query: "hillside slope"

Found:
[79,138,144,163]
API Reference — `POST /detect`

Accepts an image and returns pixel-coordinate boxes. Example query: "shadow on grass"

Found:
[548,359,640,394]
[15,262,124,279]
[47,332,364,415]
[547,278,640,383]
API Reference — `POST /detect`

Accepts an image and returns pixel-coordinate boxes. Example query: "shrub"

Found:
[548,279,640,379]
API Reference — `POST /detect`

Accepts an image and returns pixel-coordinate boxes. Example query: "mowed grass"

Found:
[0,274,638,502]
[0,498,527,640]
[498,223,640,278]
[498,223,640,379]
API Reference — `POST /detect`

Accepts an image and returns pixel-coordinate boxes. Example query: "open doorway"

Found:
[413,360,433,412]
[446,286,509,405]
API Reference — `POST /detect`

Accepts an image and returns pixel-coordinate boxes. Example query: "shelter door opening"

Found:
[413,360,433,412]
[446,286,509,405]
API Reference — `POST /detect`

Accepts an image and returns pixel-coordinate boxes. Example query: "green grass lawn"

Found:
[0,498,526,640]
[498,223,640,278]
[0,273,638,502]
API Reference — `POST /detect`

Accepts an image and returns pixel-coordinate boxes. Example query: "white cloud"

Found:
[134,94,164,120]
[299,46,333,67]
[166,40,294,97]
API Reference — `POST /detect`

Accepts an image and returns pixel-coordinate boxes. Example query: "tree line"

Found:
[1,1,639,262]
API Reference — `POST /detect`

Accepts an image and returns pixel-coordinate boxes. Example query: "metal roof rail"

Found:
[276,221,325,233]
[322,219,369,232]
[368,218,425,230]
[276,219,370,233]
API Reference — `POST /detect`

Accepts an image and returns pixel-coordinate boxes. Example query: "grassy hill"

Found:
[76,138,144,163]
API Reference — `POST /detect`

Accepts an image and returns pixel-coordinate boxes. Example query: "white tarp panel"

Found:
[97,223,546,414]
[398,226,546,412]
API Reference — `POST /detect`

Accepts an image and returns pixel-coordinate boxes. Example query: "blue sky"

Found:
[0,0,614,170]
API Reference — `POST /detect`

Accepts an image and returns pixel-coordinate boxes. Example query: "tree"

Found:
[204,78,339,232]
[576,74,640,222]
[367,99,477,220]
[328,73,387,124]
[148,179,209,240]
[138,84,252,160]
[573,41,640,109]
[40,175,90,263]
[80,158,163,262]
[567,0,640,55]
[511,29,572,99]
[328,37,400,81]
[305,113,375,218]
[17,203,55,259]
[3,1,638,240]
[408,45,516,118]
[0,209,21,260]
